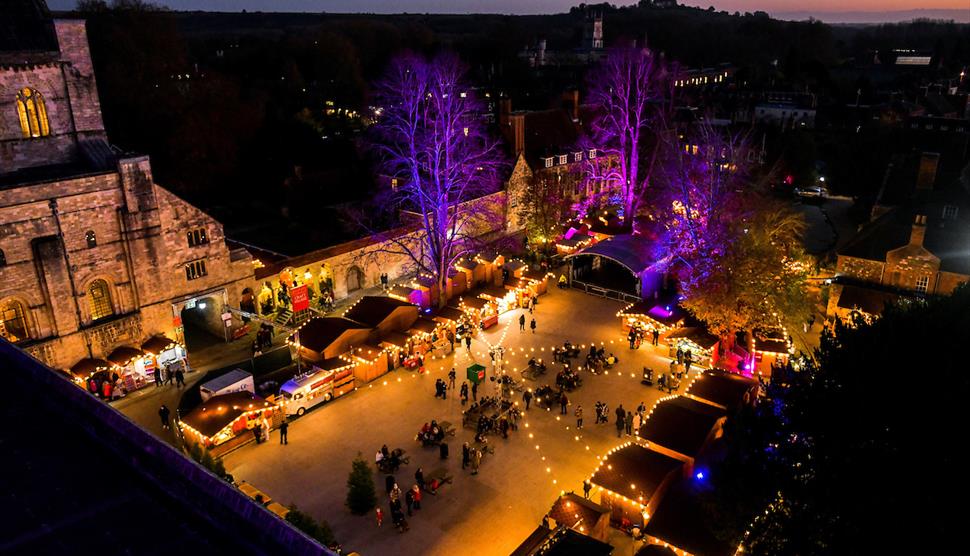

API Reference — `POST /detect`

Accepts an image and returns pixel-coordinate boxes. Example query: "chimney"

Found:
[509,114,525,155]
[910,214,927,246]
[562,90,580,122]
[915,152,939,192]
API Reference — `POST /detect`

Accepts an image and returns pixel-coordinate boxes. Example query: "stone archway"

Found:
[346,266,365,293]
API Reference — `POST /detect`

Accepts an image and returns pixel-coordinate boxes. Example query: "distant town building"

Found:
[753,92,817,130]
[0,3,254,371]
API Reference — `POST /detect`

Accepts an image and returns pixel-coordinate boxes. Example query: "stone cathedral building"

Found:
[0,1,255,372]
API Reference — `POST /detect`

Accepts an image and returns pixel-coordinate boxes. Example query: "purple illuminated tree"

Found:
[584,46,671,228]
[369,53,505,306]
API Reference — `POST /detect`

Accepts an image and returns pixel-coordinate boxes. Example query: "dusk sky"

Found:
[46,0,970,22]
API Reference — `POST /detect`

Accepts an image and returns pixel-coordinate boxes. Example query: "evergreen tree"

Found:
[345,452,377,515]
[285,506,336,546]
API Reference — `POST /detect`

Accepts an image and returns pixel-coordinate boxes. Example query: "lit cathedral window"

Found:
[16,88,50,139]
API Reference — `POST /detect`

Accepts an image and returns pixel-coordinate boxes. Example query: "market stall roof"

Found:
[642,477,736,556]
[619,300,686,327]
[181,391,271,439]
[479,284,512,299]
[686,370,758,411]
[317,356,354,371]
[548,493,608,531]
[665,327,719,349]
[433,306,466,323]
[407,317,439,336]
[342,295,417,328]
[106,346,145,367]
[199,369,252,394]
[380,331,410,349]
[510,527,614,556]
[521,267,551,282]
[290,317,370,353]
[458,296,490,310]
[836,284,901,315]
[388,284,416,300]
[590,443,682,502]
[565,234,655,275]
[140,334,179,355]
[70,358,110,378]
[504,260,528,273]
[754,336,790,354]
[638,397,726,459]
[455,258,480,270]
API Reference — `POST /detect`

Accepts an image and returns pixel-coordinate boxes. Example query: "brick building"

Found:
[0,2,255,372]
[827,163,970,319]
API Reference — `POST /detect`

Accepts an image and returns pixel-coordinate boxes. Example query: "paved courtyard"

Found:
[222,287,699,555]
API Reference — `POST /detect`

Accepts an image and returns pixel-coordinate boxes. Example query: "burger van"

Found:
[279,366,355,417]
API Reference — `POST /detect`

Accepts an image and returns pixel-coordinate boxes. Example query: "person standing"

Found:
[530,318,537,334]
[625,411,633,436]
[583,479,592,499]
[523,389,532,410]
[412,484,422,510]
[460,382,469,405]
[414,468,425,491]
[158,405,171,430]
[575,404,583,429]
[519,313,526,331]
[448,367,456,389]
[632,411,642,435]
[559,391,568,415]
[154,366,163,387]
[404,487,414,516]
[652,328,660,346]
[471,448,482,475]
[636,401,646,417]
[175,367,185,388]
[462,442,470,469]
[375,507,383,527]
[164,365,174,386]
[628,329,636,349]
[464,335,472,352]
[615,405,626,438]
[279,419,289,445]
[471,381,478,401]
[252,422,262,444]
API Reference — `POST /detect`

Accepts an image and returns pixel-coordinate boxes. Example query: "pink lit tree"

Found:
[583,46,672,228]
[369,53,505,306]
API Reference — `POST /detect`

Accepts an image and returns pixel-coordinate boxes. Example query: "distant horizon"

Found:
[44,1,970,24]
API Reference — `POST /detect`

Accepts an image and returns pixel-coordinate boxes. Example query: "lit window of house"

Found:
[0,299,30,342]
[391,178,399,190]
[588,149,597,159]
[16,87,50,138]
[943,205,958,220]
[185,259,208,281]
[544,158,553,168]
[558,155,567,165]
[85,231,97,248]
[574,152,582,162]
[915,275,929,294]
[187,228,209,247]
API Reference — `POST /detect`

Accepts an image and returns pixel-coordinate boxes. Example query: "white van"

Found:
[279,366,354,417]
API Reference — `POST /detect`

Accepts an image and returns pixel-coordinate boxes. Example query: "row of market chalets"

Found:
[514,369,760,556]
[387,253,550,329]
[67,334,188,400]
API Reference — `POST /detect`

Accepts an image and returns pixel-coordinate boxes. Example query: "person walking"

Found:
[448,367,456,389]
[153,366,163,387]
[530,318,537,334]
[652,328,660,346]
[464,335,472,352]
[158,405,171,430]
[279,419,289,445]
[632,411,642,435]
[530,295,537,313]
[470,448,482,475]
[175,367,185,388]
[628,329,636,350]
[519,313,526,332]
[523,389,533,410]
[471,381,478,401]
[412,484,422,510]
[636,401,646,417]
[414,468,425,491]
[615,405,626,438]
[625,411,633,436]
[462,442,470,469]
[376,507,384,527]
[252,422,262,444]
[559,392,568,415]
[460,382,469,405]
[575,404,583,429]
[404,487,414,516]
[164,365,174,386]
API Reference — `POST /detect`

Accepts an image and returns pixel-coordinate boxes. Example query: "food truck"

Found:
[279,363,354,417]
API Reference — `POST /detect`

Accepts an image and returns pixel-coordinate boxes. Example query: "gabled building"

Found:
[0,3,254,373]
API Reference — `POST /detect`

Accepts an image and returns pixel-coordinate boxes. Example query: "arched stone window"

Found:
[0,299,30,343]
[16,87,50,139]
[88,279,114,322]
[85,230,97,248]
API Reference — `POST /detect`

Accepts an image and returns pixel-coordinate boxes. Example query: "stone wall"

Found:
[835,255,884,283]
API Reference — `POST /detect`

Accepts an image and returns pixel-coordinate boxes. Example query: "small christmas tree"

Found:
[345,452,377,515]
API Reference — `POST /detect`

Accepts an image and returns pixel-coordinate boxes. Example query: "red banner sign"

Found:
[291,285,310,312]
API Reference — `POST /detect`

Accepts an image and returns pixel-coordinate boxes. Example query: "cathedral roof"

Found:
[0,0,59,56]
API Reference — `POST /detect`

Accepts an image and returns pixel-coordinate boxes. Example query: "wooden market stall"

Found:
[287,317,375,363]
[663,327,720,369]
[458,295,497,329]
[684,370,759,412]
[546,492,612,543]
[618,300,687,336]
[751,329,793,378]
[342,295,419,336]
[106,345,150,392]
[345,342,391,383]
[179,391,280,454]
[510,527,614,556]
[637,396,727,471]
[589,442,683,529]
[478,284,518,314]
[141,334,188,376]
[641,476,737,556]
